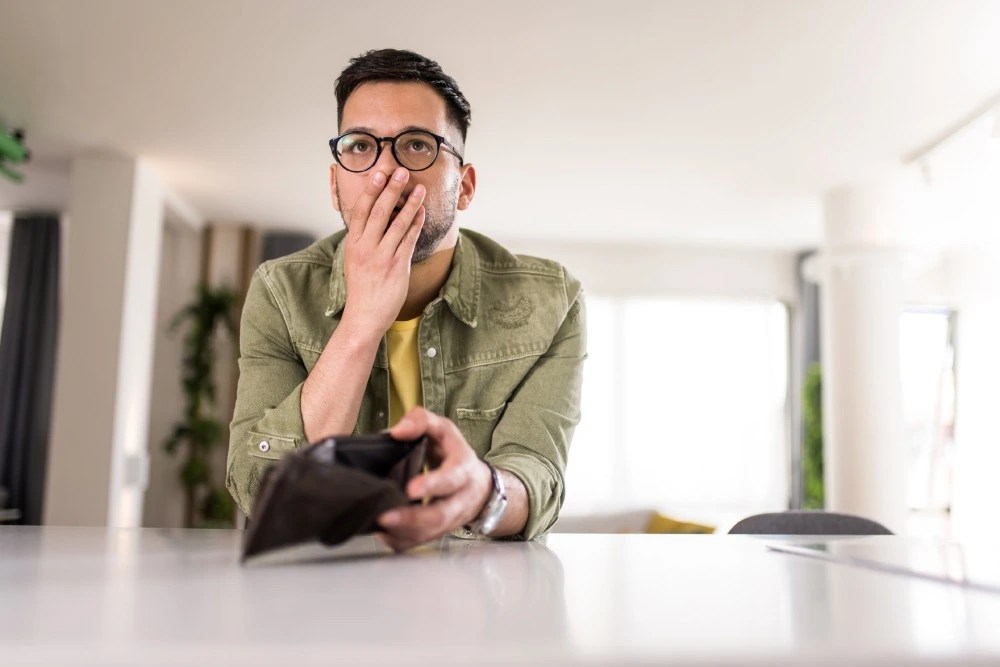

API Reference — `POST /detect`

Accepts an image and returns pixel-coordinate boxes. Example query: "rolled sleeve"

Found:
[226,266,308,517]
[485,275,587,540]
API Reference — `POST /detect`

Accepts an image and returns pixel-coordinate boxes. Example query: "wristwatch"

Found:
[465,463,508,536]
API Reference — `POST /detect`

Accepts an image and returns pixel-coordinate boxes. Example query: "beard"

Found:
[338,176,459,264]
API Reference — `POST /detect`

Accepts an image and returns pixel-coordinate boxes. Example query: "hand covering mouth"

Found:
[388,196,409,223]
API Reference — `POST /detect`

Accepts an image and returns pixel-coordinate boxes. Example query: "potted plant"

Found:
[802,362,824,509]
[163,283,238,527]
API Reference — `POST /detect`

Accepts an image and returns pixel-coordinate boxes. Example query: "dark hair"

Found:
[335,49,472,143]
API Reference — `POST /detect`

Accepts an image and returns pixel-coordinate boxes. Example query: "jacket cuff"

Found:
[227,382,306,517]
[487,453,563,540]
[249,381,307,448]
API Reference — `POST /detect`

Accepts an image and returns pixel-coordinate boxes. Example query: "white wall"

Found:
[0,161,70,213]
[495,237,800,304]
[142,219,202,528]
[203,224,247,523]
[143,222,250,528]
[44,152,165,527]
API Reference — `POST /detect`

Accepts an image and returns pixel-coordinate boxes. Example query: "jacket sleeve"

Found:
[226,265,309,517]
[484,269,587,540]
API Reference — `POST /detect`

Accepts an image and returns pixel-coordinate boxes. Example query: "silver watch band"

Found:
[465,463,508,536]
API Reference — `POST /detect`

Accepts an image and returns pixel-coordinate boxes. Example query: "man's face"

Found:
[331,81,474,263]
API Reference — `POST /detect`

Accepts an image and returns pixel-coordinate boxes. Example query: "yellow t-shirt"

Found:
[387,315,423,426]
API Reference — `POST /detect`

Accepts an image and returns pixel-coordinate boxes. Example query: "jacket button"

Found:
[426,347,437,358]
[258,441,270,453]
[377,410,385,420]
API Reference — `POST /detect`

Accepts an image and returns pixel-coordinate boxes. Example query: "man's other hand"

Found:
[376,407,492,552]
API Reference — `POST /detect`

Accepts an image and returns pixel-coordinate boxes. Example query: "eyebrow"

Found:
[341,125,436,136]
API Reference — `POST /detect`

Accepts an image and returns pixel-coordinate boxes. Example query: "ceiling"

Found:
[1,0,999,248]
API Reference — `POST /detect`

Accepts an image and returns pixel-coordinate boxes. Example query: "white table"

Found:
[2,527,1000,666]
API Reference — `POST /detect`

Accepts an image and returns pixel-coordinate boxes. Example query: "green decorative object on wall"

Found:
[163,284,238,528]
[802,362,824,509]
[0,127,30,183]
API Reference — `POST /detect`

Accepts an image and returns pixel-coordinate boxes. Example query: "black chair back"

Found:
[729,510,893,535]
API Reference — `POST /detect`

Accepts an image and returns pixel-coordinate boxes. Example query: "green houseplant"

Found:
[163,283,238,527]
[802,362,824,509]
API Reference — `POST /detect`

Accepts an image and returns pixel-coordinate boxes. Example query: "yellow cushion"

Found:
[644,511,715,534]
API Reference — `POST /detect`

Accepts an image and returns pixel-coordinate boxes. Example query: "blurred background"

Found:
[1,0,999,539]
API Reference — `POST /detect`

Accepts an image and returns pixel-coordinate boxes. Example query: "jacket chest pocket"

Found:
[455,402,508,457]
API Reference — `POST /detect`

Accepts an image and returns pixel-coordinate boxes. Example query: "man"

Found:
[227,49,586,551]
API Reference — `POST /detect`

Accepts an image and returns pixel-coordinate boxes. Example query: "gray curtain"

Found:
[0,214,61,524]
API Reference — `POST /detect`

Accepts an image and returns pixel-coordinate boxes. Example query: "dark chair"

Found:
[728,510,893,536]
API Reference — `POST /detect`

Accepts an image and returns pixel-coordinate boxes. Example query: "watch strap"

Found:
[465,462,508,536]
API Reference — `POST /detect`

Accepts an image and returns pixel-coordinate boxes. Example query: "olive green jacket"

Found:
[226,228,586,539]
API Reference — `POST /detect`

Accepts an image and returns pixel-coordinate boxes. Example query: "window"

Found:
[564,295,790,525]
[901,308,956,512]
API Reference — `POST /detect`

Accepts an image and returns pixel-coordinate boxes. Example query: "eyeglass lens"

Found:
[335,131,439,171]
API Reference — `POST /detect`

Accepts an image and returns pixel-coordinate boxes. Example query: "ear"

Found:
[329,163,341,212]
[457,163,476,211]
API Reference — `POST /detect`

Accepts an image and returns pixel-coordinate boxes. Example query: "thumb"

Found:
[389,407,428,440]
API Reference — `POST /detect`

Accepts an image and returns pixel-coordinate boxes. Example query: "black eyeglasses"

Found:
[329,129,464,173]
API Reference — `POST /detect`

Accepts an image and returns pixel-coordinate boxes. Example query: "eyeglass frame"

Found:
[328,128,465,173]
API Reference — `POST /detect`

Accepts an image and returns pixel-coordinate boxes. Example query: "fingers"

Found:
[408,460,467,499]
[378,408,494,552]
[381,184,426,252]
[391,407,462,446]
[394,206,425,262]
[346,170,389,238]
[362,167,411,243]
[377,531,420,553]
[388,406,429,439]
[389,407,480,499]
[377,531,425,553]
[377,495,466,551]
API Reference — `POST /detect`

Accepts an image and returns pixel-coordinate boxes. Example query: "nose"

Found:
[372,138,404,174]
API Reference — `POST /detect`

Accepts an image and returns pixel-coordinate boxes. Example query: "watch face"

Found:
[469,464,508,536]
[480,495,508,535]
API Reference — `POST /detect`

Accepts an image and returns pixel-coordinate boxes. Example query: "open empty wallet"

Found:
[241,433,429,561]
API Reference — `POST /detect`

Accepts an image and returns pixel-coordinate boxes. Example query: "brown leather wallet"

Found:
[241,433,428,561]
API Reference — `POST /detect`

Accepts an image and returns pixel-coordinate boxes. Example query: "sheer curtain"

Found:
[562,295,790,526]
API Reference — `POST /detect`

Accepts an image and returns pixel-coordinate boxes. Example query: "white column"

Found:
[819,175,920,533]
[44,151,165,527]
[0,212,11,316]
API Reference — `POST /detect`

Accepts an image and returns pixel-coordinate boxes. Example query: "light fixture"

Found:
[907,95,1000,165]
